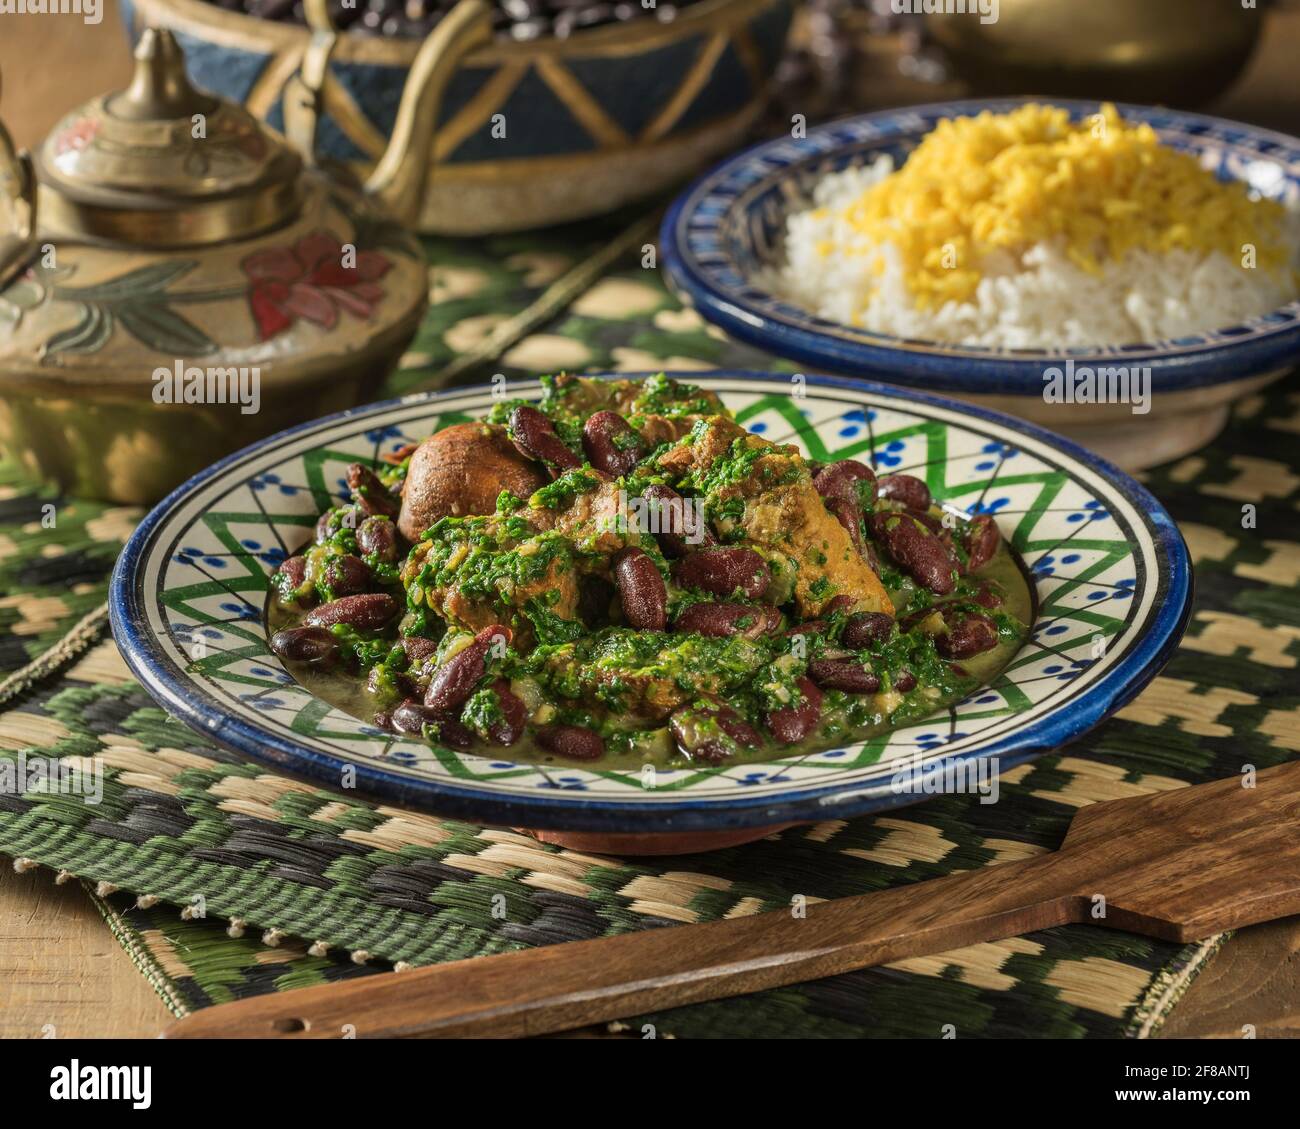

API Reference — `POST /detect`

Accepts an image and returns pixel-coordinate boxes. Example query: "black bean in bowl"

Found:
[201,0,708,40]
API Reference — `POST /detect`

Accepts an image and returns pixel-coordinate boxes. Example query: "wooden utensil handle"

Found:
[164,850,1084,1039]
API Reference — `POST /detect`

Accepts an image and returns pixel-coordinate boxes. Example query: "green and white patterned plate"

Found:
[110,374,1192,837]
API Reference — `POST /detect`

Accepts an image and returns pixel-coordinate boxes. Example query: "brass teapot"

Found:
[0,1,492,504]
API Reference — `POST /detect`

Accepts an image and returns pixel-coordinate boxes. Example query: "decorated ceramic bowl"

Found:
[661,99,1300,471]
[110,373,1192,855]
[123,0,793,235]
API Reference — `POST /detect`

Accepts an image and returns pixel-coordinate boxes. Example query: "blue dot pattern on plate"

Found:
[872,439,907,468]
[1068,499,1110,523]
[251,473,303,496]
[174,545,227,569]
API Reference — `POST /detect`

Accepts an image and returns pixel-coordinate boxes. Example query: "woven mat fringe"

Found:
[6,825,515,969]
[0,603,110,711]
[85,881,192,1020]
[1127,931,1230,1039]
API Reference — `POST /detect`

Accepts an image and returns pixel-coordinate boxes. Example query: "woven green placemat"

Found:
[1,222,1297,1038]
[0,655,1233,1038]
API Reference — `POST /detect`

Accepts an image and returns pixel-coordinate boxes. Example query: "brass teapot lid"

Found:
[34,28,302,248]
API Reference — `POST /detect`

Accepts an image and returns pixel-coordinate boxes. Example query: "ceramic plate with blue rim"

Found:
[660,99,1300,405]
[110,374,1191,852]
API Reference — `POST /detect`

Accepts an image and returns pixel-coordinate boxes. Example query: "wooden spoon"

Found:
[164,761,1300,1039]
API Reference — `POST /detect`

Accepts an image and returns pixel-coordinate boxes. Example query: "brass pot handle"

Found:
[0,74,37,291]
[283,0,493,227]
[281,0,337,166]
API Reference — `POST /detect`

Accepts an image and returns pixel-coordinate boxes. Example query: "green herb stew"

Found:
[268,374,1031,768]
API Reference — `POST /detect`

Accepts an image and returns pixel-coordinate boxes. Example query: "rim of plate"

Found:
[661,97,1300,396]
[110,373,1193,832]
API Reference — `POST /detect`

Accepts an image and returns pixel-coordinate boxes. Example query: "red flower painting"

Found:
[52,117,100,156]
[241,231,392,340]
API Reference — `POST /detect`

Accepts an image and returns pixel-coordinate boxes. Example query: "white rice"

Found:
[761,157,1300,349]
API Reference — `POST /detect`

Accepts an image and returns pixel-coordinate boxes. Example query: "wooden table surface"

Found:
[1,1,1298,1039]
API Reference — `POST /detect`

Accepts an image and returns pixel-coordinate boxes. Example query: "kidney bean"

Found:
[783,598,855,644]
[862,535,884,575]
[899,596,963,632]
[807,659,881,694]
[304,593,399,631]
[814,459,876,507]
[694,697,763,748]
[582,410,646,478]
[907,508,966,568]
[669,699,761,765]
[842,611,895,649]
[783,619,827,640]
[372,709,394,733]
[642,483,713,556]
[869,512,956,595]
[673,547,770,599]
[323,554,371,596]
[384,702,431,738]
[712,705,762,749]
[509,405,580,471]
[936,614,1000,659]
[424,624,511,714]
[674,602,782,639]
[272,555,313,606]
[435,715,475,749]
[347,463,401,519]
[400,636,438,665]
[677,737,731,765]
[913,517,962,575]
[826,497,868,558]
[316,506,358,545]
[613,547,667,630]
[894,670,918,693]
[962,514,1001,572]
[485,679,528,747]
[536,724,606,761]
[766,676,823,745]
[276,554,306,589]
[971,581,1005,610]
[357,516,399,562]
[877,474,931,511]
[269,625,339,667]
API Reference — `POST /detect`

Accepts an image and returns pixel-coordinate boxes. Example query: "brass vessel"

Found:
[927,0,1263,107]
[0,1,493,504]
